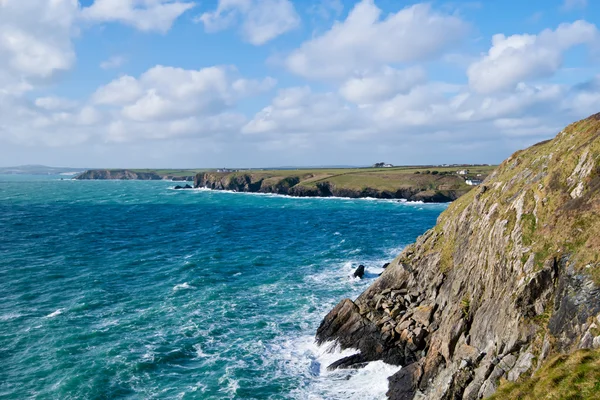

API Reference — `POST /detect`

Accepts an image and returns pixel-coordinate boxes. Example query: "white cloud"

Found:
[100,55,126,69]
[562,0,587,10]
[339,66,427,104]
[0,0,78,93]
[1,63,277,148]
[35,96,78,111]
[285,1,468,80]
[468,20,599,93]
[197,0,300,45]
[243,86,367,136]
[89,65,275,141]
[92,76,144,105]
[81,0,195,33]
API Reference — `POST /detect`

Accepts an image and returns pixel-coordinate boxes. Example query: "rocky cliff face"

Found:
[317,113,600,399]
[76,170,163,180]
[195,172,468,202]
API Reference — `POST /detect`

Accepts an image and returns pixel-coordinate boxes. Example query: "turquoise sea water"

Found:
[0,176,447,399]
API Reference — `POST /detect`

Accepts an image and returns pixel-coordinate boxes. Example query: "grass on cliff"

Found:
[490,349,600,400]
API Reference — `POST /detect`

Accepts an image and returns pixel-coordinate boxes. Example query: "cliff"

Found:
[194,167,491,202]
[76,169,163,180]
[317,113,600,399]
[75,169,195,181]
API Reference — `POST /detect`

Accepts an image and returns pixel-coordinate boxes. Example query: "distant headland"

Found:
[74,164,496,203]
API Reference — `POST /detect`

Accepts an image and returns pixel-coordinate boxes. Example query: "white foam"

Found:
[188,187,447,205]
[276,336,401,400]
[44,309,64,318]
[173,282,194,291]
[0,312,22,321]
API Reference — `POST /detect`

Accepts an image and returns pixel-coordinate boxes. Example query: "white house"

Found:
[465,179,483,186]
[457,169,469,175]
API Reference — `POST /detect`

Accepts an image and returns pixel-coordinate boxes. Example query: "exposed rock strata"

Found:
[316,113,600,399]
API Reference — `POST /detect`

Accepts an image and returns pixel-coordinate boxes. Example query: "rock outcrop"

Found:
[316,113,600,399]
[353,265,366,279]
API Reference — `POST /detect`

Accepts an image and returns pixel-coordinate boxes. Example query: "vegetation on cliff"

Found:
[491,349,600,400]
[316,113,600,399]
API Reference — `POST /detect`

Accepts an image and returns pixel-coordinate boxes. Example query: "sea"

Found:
[0,175,447,399]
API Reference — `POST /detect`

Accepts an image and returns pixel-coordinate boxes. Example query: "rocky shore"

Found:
[316,113,600,399]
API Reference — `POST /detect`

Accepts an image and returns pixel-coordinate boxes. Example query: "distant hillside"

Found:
[0,165,84,175]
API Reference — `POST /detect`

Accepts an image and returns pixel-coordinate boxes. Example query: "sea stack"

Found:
[353,265,366,279]
[316,113,600,399]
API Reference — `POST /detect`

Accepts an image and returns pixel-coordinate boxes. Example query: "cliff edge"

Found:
[317,113,600,399]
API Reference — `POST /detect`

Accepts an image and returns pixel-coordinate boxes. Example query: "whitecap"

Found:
[44,309,64,318]
[173,282,194,291]
[0,312,22,321]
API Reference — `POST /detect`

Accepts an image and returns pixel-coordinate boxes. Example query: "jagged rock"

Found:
[387,363,423,400]
[353,265,366,279]
[412,305,433,327]
[507,351,535,382]
[383,262,391,269]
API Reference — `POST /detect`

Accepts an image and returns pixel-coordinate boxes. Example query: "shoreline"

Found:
[177,186,453,205]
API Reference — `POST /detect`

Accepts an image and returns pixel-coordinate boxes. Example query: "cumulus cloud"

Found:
[1,63,276,148]
[468,20,600,93]
[93,65,275,122]
[0,0,78,93]
[35,96,78,111]
[197,0,300,45]
[285,0,468,80]
[81,0,195,33]
[339,66,427,104]
[243,86,367,137]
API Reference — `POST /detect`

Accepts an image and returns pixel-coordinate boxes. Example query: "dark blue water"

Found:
[0,176,446,399]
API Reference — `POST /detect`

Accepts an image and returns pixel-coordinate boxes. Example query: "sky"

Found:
[1,0,600,168]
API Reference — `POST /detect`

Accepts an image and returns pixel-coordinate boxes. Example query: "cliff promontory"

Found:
[317,113,600,399]
[76,169,163,180]
[194,167,492,202]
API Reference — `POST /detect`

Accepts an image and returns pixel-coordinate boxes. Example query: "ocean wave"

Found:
[44,309,64,318]
[173,282,194,291]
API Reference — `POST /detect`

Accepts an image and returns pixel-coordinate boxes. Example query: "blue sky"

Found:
[1,0,599,168]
